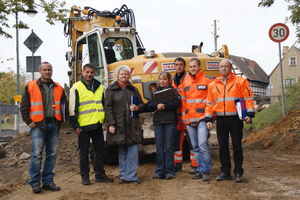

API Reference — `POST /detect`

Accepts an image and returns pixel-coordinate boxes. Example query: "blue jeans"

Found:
[29,121,59,187]
[186,121,212,174]
[118,144,139,181]
[154,123,176,178]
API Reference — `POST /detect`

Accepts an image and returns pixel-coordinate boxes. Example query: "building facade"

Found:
[269,45,300,104]
[229,55,270,105]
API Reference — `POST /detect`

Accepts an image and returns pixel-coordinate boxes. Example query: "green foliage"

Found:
[1,123,14,129]
[244,79,300,133]
[258,0,300,43]
[0,69,26,104]
[0,0,68,39]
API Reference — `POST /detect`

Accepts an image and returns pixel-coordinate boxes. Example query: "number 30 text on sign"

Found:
[269,23,289,43]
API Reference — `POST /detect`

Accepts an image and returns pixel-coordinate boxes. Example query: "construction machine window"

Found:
[75,39,87,82]
[76,33,105,83]
[87,34,105,82]
[103,38,134,64]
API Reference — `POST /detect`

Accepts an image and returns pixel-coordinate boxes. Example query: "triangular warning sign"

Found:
[148,74,156,81]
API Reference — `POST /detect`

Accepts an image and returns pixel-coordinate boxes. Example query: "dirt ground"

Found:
[1,110,300,200]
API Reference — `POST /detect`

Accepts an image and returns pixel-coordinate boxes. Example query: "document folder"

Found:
[131,96,138,118]
[234,98,247,120]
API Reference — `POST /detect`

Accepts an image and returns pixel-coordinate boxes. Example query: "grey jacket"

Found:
[105,81,145,145]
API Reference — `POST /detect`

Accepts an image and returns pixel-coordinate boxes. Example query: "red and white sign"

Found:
[143,61,158,74]
[269,23,289,43]
[206,61,219,70]
[108,71,114,80]
[130,68,134,75]
[162,63,175,71]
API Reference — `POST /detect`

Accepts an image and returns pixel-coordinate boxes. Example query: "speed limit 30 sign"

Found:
[269,23,289,43]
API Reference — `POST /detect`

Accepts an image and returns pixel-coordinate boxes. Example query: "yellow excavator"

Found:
[63,4,229,147]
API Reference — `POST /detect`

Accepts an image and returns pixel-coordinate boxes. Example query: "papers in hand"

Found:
[234,98,246,120]
[131,96,138,118]
[153,88,174,104]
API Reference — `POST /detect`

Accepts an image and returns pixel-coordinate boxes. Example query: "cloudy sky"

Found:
[0,0,298,86]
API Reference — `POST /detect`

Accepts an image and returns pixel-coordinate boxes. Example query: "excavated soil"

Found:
[0,110,300,199]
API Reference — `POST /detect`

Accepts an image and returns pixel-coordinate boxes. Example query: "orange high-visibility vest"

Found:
[181,70,214,125]
[28,80,63,122]
[172,72,190,115]
[205,73,254,118]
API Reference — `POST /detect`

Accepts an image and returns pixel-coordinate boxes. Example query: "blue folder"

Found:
[234,98,247,120]
[131,96,138,118]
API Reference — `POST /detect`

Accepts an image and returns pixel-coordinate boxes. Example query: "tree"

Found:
[0,0,69,39]
[0,69,27,104]
[258,0,300,43]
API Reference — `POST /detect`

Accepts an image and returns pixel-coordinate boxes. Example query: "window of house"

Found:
[284,78,297,87]
[289,57,297,66]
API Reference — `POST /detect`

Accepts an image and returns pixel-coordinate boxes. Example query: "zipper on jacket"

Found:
[246,86,250,96]
[227,83,235,92]
[223,84,226,116]
[124,88,130,125]
[216,86,220,94]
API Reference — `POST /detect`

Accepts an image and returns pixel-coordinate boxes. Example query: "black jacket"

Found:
[147,86,181,126]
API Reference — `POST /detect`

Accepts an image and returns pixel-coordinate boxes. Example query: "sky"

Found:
[0,0,298,86]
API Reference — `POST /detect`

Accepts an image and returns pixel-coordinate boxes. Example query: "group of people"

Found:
[21,56,254,193]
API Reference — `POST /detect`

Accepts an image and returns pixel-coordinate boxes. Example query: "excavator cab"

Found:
[73,27,138,88]
[74,30,107,86]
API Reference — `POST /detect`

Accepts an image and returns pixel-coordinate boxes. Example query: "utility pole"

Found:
[213,20,219,52]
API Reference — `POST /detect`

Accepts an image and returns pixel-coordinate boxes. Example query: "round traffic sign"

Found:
[269,23,289,43]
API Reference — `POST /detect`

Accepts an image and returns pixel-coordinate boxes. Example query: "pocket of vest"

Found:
[196,108,205,113]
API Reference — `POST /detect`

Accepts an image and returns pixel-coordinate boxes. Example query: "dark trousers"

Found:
[216,117,244,176]
[78,127,106,179]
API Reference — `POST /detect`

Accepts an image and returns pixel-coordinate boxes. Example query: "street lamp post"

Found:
[16,11,20,95]
[15,9,38,96]
[14,8,38,131]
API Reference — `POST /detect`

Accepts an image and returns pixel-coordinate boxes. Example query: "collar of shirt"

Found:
[117,81,128,88]
[221,74,231,85]
[84,80,94,92]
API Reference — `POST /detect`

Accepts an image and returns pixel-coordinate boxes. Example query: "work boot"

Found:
[202,172,211,182]
[174,163,182,173]
[42,183,61,191]
[82,176,91,185]
[166,174,174,180]
[235,174,243,183]
[189,166,198,174]
[32,184,42,194]
[216,173,232,181]
[191,172,202,179]
[95,175,114,183]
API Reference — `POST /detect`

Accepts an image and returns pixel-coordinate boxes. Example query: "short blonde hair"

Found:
[114,65,131,82]
[157,71,172,86]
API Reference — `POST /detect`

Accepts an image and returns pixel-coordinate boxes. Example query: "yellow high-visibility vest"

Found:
[74,81,105,126]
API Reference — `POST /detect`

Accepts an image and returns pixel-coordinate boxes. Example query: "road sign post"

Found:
[269,23,289,117]
[24,30,43,80]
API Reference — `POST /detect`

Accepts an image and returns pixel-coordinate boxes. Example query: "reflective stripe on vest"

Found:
[28,80,63,122]
[74,81,105,126]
